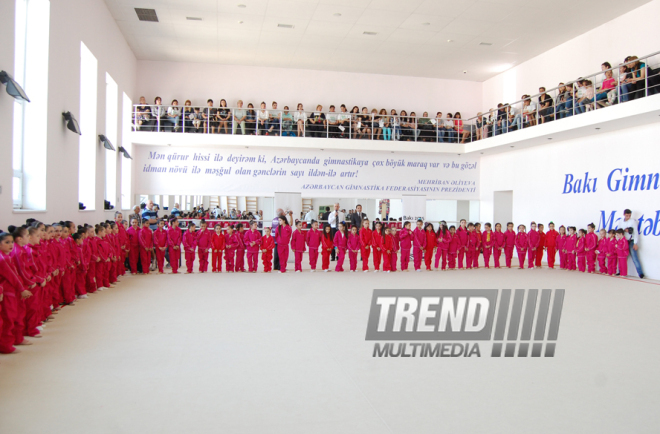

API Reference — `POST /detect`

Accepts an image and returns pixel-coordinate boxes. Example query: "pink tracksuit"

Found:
[372,231,383,271]
[412,227,426,271]
[504,229,516,268]
[557,234,566,269]
[456,227,468,269]
[168,227,182,274]
[565,234,577,270]
[527,229,539,269]
[606,237,617,275]
[576,236,586,272]
[196,229,212,273]
[390,232,399,272]
[515,232,528,268]
[434,230,450,270]
[224,232,239,272]
[333,231,348,272]
[482,230,494,268]
[615,237,629,276]
[153,228,168,273]
[347,233,361,271]
[306,229,322,271]
[467,230,479,269]
[493,231,504,268]
[291,229,306,272]
[235,231,246,272]
[398,228,411,271]
[597,237,608,273]
[183,230,197,273]
[275,225,292,273]
[244,229,262,272]
[585,232,598,273]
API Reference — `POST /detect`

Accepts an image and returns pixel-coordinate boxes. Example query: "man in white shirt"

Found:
[327,203,345,261]
[619,209,644,278]
[304,206,317,223]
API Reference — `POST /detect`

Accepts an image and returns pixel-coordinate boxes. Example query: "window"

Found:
[105,73,118,209]
[121,93,132,210]
[12,0,50,210]
[79,41,97,210]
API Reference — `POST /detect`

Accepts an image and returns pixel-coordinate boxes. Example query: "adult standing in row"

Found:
[619,209,645,278]
[272,208,284,270]
[328,203,345,261]
[350,204,367,231]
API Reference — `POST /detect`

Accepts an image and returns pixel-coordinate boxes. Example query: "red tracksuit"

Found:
[474,230,482,268]
[504,229,516,268]
[557,234,567,269]
[235,231,246,272]
[456,227,468,269]
[576,236,586,272]
[467,230,479,269]
[244,229,262,272]
[116,223,128,276]
[276,226,292,273]
[306,229,322,271]
[597,237,608,274]
[391,232,400,272]
[85,238,97,293]
[606,237,617,275]
[398,228,411,271]
[224,232,239,272]
[211,232,225,272]
[167,227,182,274]
[291,229,306,272]
[424,230,436,270]
[535,231,546,267]
[153,228,168,273]
[126,227,140,274]
[482,230,494,268]
[382,234,394,272]
[333,231,347,272]
[348,233,361,271]
[0,252,26,353]
[359,228,372,271]
[515,232,528,268]
[448,233,459,269]
[12,244,41,337]
[183,230,197,273]
[434,230,449,270]
[565,234,577,270]
[372,230,383,271]
[545,229,559,268]
[261,234,275,272]
[73,243,87,297]
[585,232,598,273]
[412,227,426,271]
[196,229,211,273]
[96,238,111,288]
[321,234,333,271]
[138,227,153,274]
[527,229,539,269]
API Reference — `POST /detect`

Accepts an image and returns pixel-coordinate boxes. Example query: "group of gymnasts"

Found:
[0,212,631,355]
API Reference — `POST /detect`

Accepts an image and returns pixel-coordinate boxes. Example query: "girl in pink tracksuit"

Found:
[224,226,240,272]
[585,223,598,273]
[372,222,384,272]
[492,223,505,268]
[481,223,494,268]
[557,226,567,269]
[244,221,262,273]
[398,222,412,271]
[615,229,629,276]
[456,220,468,269]
[167,219,182,274]
[504,222,516,268]
[434,223,450,270]
[390,228,400,272]
[291,221,306,272]
[606,230,617,275]
[527,222,539,269]
[576,229,587,272]
[515,225,528,269]
[596,229,608,274]
[347,226,361,272]
[306,221,322,272]
[333,223,348,272]
[412,220,426,272]
[183,224,197,274]
[275,217,292,273]
[447,226,459,269]
[565,227,577,271]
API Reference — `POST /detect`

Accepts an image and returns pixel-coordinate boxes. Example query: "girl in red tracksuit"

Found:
[115,212,129,277]
[466,223,479,270]
[504,222,516,268]
[245,222,262,273]
[183,223,197,274]
[382,227,395,273]
[167,219,182,274]
[492,223,505,269]
[196,220,212,273]
[424,222,436,271]
[211,225,225,273]
[545,223,559,269]
[333,223,348,272]
[138,220,154,275]
[224,226,239,272]
[515,225,528,269]
[372,222,384,272]
[390,228,400,272]
[606,230,617,276]
[527,222,539,269]
[614,229,629,276]
[412,220,426,272]
[275,217,292,273]
[585,223,598,274]
[576,229,587,272]
[557,226,567,270]
[321,226,333,272]
[482,223,494,268]
[0,231,31,353]
[535,224,546,268]
[95,226,112,289]
[72,232,87,299]
[261,227,275,273]
[106,224,119,284]
[291,221,306,272]
[347,226,361,272]
[565,227,577,271]
[399,222,412,271]
[435,223,450,270]
[473,223,483,268]
[84,226,97,293]
[12,227,43,337]
[359,220,372,272]
[596,229,608,274]
[235,224,247,272]
[306,221,322,272]
[447,226,459,269]
[456,220,468,269]
[153,220,168,274]
[126,219,140,274]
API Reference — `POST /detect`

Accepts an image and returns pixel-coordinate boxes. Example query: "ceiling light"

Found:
[278,23,294,29]
[447,39,453,43]
[186,17,202,21]
[422,22,430,26]
[363,31,378,36]
[0,70,30,102]
[238,20,243,24]
[548,137,552,140]
[595,127,601,130]
[134,8,158,22]
[237,4,246,8]
[333,13,341,17]
[479,42,493,46]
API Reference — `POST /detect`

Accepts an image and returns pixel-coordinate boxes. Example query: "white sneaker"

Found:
[310,270,315,272]
[97,287,105,291]
[324,269,328,272]
[37,326,44,331]
[296,270,301,273]
[77,294,88,299]
[374,270,379,273]
[387,270,390,273]
[364,270,368,273]
[416,269,422,272]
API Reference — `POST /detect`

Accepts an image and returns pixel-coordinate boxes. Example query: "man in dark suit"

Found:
[349,204,367,232]
[321,206,331,228]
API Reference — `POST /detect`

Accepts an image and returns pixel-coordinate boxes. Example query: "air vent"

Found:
[277,23,294,29]
[363,31,378,36]
[135,8,158,22]
[186,17,202,21]
[479,42,493,46]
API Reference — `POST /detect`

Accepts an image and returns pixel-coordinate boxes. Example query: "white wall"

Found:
[135,60,483,119]
[0,0,136,228]
[482,0,660,109]
[480,123,660,279]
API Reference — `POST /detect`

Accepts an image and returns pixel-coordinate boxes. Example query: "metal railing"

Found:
[132,51,660,144]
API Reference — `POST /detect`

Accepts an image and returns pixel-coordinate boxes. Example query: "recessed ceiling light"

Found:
[391,151,394,153]
[548,137,553,140]
[320,149,324,151]
[333,13,341,17]
[363,31,378,36]
[480,152,484,154]
[510,145,514,148]
[422,22,430,26]
[237,4,246,8]
[447,39,453,43]
[278,23,294,29]
[479,42,493,46]
[595,127,601,130]
[245,146,249,148]
[238,20,243,24]
[186,17,202,21]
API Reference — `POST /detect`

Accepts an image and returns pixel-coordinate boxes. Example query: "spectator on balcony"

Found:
[182,100,194,132]
[246,103,256,134]
[400,110,413,141]
[350,106,360,138]
[538,87,554,123]
[576,80,594,114]
[294,103,306,137]
[379,108,390,140]
[626,56,647,100]
[203,99,218,134]
[444,113,456,143]
[370,108,381,140]
[234,100,247,135]
[268,101,281,136]
[257,101,269,135]
[281,106,295,136]
[454,112,470,144]
[390,109,400,140]
[151,96,167,131]
[337,104,351,138]
[555,83,569,119]
[135,96,152,131]
[522,96,537,126]
[216,99,230,134]
[475,112,485,140]
[494,103,507,136]
[165,99,181,132]
[326,105,339,138]
[434,112,444,142]
[418,112,433,142]
[308,105,325,138]
[595,69,616,107]
[617,64,633,103]
[507,104,522,132]
[357,107,372,139]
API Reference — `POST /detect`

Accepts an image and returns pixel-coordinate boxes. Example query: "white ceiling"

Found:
[105,0,652,81]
